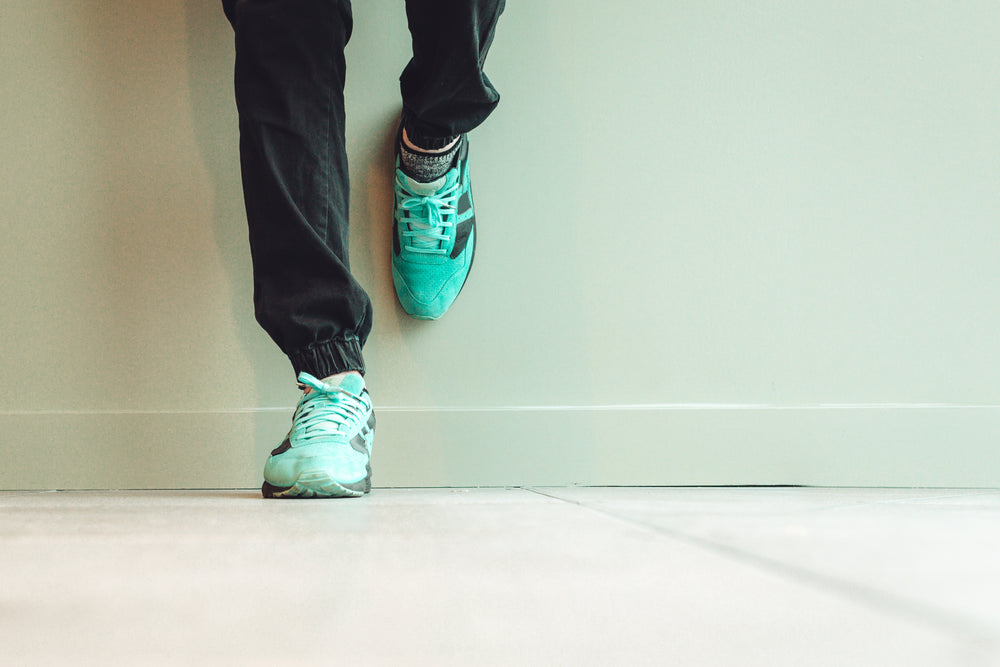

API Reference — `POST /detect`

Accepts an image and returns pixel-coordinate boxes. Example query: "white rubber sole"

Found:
[262,469,370,499]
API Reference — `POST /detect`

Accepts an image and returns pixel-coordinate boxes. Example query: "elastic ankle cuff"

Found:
[288,335,365,378]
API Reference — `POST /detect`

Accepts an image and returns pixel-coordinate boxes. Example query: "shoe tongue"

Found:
[405,173,447,196]
[336,373,365,396]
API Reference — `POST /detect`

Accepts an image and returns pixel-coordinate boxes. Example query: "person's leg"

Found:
[400,0,506,146]
[223,0,375,498]
[391,0,505,320]
[224,0,371,378]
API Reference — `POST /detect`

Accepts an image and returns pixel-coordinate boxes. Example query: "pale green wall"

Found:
[2,1,999,489]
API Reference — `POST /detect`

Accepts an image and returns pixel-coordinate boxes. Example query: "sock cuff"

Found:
[399,141,459,182]
[402,122,459,151]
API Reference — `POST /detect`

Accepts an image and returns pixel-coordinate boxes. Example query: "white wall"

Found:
[2,1,999,488]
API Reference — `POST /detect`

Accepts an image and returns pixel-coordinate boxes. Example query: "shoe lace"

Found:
[396,171,460,255]
[291,373,368,445]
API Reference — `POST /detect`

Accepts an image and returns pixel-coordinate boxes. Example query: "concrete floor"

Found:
[1,488,998,666]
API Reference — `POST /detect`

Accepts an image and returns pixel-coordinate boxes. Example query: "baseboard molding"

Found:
[2,406,999,489]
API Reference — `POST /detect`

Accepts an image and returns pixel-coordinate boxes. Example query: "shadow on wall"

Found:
[78,1,291,408]
[352,109,440,344]
[181,0,293,402]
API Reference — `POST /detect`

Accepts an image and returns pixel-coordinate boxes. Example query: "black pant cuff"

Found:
[288,335,366,379]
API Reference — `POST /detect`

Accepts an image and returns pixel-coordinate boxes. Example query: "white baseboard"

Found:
[2,406,999,489]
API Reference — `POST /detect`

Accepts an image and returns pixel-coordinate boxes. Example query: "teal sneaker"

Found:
[392,134,476,320]
[262,372,375,498]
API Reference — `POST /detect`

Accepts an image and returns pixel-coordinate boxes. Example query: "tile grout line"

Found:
[525,487,999,652]
[815,489,1000,513]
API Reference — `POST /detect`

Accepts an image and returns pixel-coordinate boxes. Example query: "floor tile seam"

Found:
[524,487,999,518]
[0,490,60,499]
[524,487,1000,516]
[0,490,56,495]
[814,489,1000,513]
[525,487,1000,650]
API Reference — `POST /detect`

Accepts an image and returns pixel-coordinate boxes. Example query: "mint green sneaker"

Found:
[262,372,375,498]
[392,134,476,320]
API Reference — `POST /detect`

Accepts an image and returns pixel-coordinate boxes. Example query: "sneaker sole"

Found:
[261,469,371,499]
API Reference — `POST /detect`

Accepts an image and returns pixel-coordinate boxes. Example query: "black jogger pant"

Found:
[222,0,504,378]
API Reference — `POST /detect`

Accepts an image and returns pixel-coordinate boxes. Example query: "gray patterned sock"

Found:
[399,139,460,183]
